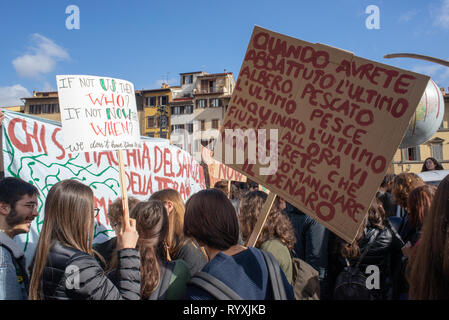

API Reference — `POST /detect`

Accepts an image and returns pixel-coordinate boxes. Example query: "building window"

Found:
[147,96,156,106]
[171,106,181,115]
[147,132,155,138]
[209,80,216,93]
[147,116,157,128]
[187,123,193,133]
[431,142,443,161]
[185,105,193,114]
[403,146,421,161]
[210,99,220,107]
[160,132,167,139]
[201,120,205,131]
[159,95,168,106]
[183,75,193,84]
[212,119,219,129]
[198,99,207,108]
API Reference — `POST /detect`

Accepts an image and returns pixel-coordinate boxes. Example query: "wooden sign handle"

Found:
[117,149,130,226]
[246,192,277,247]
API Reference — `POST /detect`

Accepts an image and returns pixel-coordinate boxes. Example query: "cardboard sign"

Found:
[2,111,206,265]
[214,26,429,243]
[56,75,142,153]
[201,146,247,187]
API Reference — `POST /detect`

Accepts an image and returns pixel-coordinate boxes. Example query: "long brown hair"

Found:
[407,184,437,229]
[29,180,95,300]
[408,175,449,299]
[238,191,296,249]
[149,189,186,259]
[130,200,168,299]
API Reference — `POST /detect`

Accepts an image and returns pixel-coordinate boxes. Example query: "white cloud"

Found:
[12,34,69,78]
[433,0,449,29]
[398,9,420,23]
[0,85,31,107]
[412,62,449,86]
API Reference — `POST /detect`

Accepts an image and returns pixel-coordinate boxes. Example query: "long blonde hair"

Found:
[29,180,95,300]
[149,189,186,259]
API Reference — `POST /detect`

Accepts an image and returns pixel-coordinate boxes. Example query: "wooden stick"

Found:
[384,53,449,68]
[117,149,130,226]
[227,180,231,197]
[246,192,277,247]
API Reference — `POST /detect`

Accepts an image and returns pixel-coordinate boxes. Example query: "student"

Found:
[93,196,140,270]
[0,177,39,300]
[184,189,295,300]
[129,200,190,299]
[29,179,141,300]
[408,174,449,299]
[149,189,207,277]
[421,157,444,172]
[239,191,296,283]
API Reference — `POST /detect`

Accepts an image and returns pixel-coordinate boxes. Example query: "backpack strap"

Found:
[260,250,287,300]
[149,261,175,300]
[188,271,243,300]
[355,229,380,269]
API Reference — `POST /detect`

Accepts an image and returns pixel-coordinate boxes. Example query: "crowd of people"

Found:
[0,110,448,300]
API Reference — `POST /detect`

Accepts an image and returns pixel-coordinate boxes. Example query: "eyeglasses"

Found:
[94,208,100,218]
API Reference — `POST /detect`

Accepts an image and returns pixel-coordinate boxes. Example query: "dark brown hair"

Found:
[213,180,229,196]
[184,189,239,250]
[130,200,168,299]
[392,172,424,209]
[238,191,296,249]
[408,174,449,299]
[407,184,437,229]
[421,157,444,172]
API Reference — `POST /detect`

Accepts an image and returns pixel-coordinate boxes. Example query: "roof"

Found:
[197,72,233,78]
[179,71,207,75]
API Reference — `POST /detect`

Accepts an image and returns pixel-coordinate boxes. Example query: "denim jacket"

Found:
[0,231,29,300]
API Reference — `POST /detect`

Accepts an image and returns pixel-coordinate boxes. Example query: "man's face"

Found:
[4,194,39,236]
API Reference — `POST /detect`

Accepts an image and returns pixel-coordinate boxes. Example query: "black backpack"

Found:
[333,230,380,300]
[188,250,288,300]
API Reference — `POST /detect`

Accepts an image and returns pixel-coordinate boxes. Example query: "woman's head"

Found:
[421,157,444,172]
[409,174,449,299]
[149,189,186,258]
[29,179,95,299]
[238,191,296,249]
[392,172,424,209]
[130,200,168,299]
[407,184,437,229]
[184,189,239,251]
[108,196,140,228]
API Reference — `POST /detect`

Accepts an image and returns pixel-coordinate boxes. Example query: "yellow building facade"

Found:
[391,89,449,173]
[140,86,172,138]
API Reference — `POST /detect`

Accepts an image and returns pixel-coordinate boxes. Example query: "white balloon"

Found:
[400,79,444,148]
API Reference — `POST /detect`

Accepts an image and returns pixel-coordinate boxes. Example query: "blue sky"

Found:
[1,0,448,106]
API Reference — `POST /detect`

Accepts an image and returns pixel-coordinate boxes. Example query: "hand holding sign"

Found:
[57,75,142,227]
[214,26,429,243]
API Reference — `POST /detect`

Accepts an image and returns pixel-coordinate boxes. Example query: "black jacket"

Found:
[41,241,140,300]
[327,224,402,300]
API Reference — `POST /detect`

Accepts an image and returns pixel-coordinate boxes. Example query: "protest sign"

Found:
[201,146,247,187]
[1,111,206,264]
[56,75,142,153]
[214,26,429,243]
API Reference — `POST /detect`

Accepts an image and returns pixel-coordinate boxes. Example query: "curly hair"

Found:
[407,184,437,229]
[238,191,296,249]
[392,172,424,210]
[107,196,140,227]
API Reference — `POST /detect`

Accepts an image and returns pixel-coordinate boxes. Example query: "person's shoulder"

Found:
[260,238,287,251]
